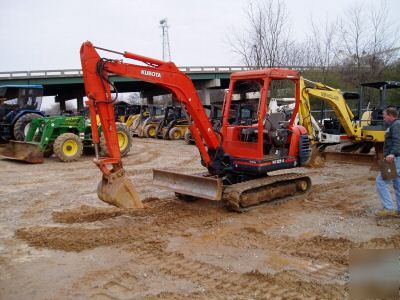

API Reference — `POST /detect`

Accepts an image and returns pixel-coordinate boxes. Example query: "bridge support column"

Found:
[140,91,154,105]
[77,96,84,112]
[194,79,221,105]
[203,89,211,105]
[57,97,66,112]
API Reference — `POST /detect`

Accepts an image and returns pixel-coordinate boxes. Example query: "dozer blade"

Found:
[153,169,223,200]
[0,141,43,164]
[97,171,144,209]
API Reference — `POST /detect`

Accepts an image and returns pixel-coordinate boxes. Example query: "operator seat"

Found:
[264,112,286,131]
[263,112,289,156]
[241,112,287,142]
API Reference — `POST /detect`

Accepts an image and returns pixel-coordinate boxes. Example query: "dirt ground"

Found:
[0,138,399,299]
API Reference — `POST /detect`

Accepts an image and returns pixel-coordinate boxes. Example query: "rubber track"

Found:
[223,173,311,212]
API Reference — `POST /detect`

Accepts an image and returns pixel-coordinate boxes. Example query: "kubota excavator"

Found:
[80,42,312,212]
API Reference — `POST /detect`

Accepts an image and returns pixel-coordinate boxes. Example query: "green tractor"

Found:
[0,115,131,163]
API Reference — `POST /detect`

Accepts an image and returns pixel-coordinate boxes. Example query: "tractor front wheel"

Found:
[53,133,83,162]
[144,124,157,138]
[184,129,193,144]
[169,127,182,140]
[13,113,42,141]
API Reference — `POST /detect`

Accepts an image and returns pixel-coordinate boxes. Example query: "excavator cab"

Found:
[359,81,400,128]
[221,71,309,174]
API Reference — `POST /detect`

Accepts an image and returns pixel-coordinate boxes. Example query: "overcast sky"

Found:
[1,0,399,72]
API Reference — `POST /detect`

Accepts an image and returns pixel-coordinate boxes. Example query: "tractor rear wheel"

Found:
[13,113,42,141]
[53,133,83,162]
[100,122,132,157]
[169,127,182,140]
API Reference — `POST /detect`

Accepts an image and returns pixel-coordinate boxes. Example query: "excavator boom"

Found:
[81,43,143,208]
[80,42,223,208]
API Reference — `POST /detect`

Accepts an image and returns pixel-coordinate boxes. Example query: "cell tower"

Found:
[160,18,171,61]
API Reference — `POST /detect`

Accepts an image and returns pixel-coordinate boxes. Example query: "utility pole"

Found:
[160,18,171,61]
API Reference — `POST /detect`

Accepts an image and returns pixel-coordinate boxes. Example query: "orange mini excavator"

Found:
[80,42,312,212]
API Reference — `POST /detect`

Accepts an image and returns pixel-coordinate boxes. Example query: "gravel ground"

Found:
[1,138,399,299]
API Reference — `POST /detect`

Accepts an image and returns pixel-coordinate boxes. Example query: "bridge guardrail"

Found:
[0,66,314,80]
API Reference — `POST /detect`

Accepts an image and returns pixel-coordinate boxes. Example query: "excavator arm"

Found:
[298,77,384,166]
[298,77,360,141]
[80,41,221,208]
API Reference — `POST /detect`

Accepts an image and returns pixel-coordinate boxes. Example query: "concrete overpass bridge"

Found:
[0,65,308,110]
[0,66,249,110]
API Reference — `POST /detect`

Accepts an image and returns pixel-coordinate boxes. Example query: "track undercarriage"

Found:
[153,169,311,212]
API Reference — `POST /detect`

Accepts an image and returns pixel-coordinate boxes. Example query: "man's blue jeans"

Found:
[376,157,400,211]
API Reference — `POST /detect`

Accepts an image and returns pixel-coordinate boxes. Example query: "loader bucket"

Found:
[97,172,144,209]
[0,141,43,164]
[153,169,223,200]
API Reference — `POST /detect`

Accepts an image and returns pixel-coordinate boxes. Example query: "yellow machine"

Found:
[298,78,385,163]
[125,113,144,130]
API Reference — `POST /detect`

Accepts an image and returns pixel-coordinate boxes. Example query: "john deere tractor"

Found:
[0,115,131,163]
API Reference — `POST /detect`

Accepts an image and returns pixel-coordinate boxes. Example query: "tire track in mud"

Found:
[224,224,400,268]
[311,175,371,194]
[15,200,347,298]
[218,228,348,282]
[14,195,399,299]
[83,243,346,300]
[142,253,342,298]
[124,141,201,179]
[301,175,374,215]
[15,209,348,299]
[15,199,225,252]
[127,147,161,166]
[20,199,400,265]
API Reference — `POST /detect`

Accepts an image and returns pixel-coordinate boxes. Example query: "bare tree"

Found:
[338,1,399,83]
[228,0,399,88]
[125,92,143,105]
[307,16,339,81]
[229,0,297,68]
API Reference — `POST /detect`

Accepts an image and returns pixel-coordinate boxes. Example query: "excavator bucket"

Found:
[153,169,223,200]
[0,141,43,164]
[306,144,325,168]
[97,172,145,209]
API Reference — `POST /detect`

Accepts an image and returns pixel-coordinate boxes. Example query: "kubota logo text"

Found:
[141,70,161,78]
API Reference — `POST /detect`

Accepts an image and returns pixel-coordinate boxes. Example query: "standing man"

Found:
[376,107,400,217]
